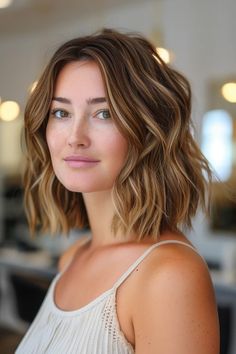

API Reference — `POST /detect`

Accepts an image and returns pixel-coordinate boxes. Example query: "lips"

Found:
[63,155,100,168]
[64,155,100,163]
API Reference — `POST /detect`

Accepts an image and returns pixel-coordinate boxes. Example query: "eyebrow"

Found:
[52,96,107,105]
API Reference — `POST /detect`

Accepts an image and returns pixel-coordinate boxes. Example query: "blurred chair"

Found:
[218,305,232,354]
[0,325,24,354]
[0,272,51,352]
[10,272,51,323]
[215,284,236,354]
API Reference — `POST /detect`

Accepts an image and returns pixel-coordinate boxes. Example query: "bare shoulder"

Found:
[58,233,91,272]
[132,242,220,354]
[137,241,214,297]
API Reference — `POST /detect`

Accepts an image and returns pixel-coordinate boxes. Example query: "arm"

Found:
[132,247,220,354]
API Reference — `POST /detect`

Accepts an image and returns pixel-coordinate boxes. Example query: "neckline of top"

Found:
[49,239,197,316]
[49,272,114,316]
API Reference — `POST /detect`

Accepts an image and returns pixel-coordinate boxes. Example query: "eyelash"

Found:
[50,109,71,119]
[94,109,111,120]
[49,108,111,120]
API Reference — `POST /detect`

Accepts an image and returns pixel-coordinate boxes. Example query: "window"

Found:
[201,110,233,181]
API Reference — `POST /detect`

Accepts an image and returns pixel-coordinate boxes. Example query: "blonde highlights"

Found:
[23,28,211,239]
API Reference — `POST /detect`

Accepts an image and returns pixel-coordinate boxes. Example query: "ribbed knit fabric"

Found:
[16,240,198,353]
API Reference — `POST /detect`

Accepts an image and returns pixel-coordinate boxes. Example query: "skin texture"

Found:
[131,244,220,353]
[48,60,220,353]
[57,234,220,354]
[46,60,128,194]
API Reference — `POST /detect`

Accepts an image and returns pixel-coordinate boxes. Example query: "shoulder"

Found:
[58,233,91,272]
[136,242,213,300]
[131,242,220,354]
[133,241,212,300]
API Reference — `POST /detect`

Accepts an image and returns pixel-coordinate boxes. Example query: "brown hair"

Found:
[23,28,211,240]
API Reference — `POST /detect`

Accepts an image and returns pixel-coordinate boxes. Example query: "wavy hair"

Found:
[23,28,211,239]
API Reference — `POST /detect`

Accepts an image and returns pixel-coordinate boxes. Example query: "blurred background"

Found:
[0,0,235,353]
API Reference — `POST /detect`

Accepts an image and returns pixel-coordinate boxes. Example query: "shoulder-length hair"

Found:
[24,28,211,240]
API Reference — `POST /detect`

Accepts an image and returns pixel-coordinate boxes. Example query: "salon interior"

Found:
[0,0,235,353]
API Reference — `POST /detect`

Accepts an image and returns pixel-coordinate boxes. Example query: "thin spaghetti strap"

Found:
[113,240,198,289]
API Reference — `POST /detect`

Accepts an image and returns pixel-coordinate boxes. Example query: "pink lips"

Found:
[64,155,100,168]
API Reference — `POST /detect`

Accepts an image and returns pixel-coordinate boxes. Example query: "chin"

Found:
[55,171,114,193]
[61,181,113,194]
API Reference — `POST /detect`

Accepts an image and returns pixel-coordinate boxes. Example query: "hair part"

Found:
[23,28,212,240]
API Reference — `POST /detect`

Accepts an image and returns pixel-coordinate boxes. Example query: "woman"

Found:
[16,28,220,353]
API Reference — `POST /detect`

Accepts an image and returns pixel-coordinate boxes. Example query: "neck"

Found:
[82,190,133,249]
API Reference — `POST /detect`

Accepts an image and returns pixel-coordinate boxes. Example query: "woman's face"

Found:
[46,60,128,193]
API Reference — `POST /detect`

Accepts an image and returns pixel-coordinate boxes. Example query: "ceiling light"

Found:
[0,0,13,9]
[221,82,236,103]
[156,47,171,64]
[0,100,20,121]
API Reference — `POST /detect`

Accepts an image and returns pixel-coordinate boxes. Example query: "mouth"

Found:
[64,155,100,168]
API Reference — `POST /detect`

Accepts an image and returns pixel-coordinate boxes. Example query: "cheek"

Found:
[115,131,128,155]
[46,123,63,156]
[106,131,128,165]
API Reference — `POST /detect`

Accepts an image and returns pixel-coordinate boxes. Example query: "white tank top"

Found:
[16,240,198,354]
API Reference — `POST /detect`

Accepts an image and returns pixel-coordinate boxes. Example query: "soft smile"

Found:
[63,155,100,168]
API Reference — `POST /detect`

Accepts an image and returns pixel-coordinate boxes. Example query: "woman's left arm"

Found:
[132,249,220,354]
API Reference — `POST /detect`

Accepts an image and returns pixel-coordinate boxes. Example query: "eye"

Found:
[95,109,111,120]
[50,109,71,119]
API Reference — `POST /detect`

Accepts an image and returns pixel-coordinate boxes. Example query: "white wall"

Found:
[162,0,236,135]
[0,0,235,262]
[0,0,162,173]
[161,0,236,262]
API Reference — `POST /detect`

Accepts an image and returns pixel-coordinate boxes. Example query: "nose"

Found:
[67,115,90,148]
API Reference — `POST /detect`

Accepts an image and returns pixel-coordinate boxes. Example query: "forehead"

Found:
[54,60,106,98]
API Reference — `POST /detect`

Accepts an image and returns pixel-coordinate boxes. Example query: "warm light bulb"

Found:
[156,47,171,64]
[0,0,13,9]
[0,100,20,121]
[221,82,236,103]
